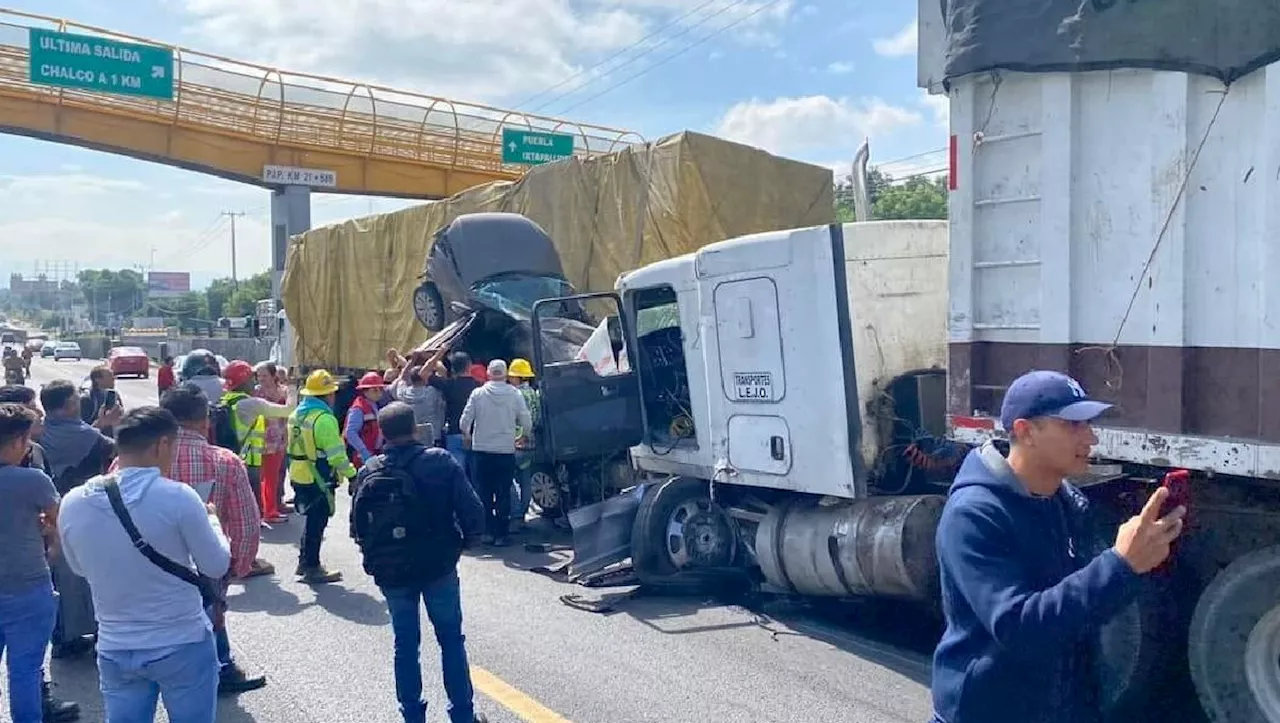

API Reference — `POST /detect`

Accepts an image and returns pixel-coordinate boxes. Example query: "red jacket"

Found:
[345,395,382,467]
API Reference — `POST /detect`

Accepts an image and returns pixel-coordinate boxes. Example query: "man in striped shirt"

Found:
[158,386,268,696]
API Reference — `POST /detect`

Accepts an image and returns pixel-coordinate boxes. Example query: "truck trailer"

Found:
[531,16,1280,720]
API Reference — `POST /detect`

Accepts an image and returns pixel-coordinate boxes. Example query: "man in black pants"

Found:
[458,361,531,547]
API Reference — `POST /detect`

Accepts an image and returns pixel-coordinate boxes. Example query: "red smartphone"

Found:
[1160,469,1192,520]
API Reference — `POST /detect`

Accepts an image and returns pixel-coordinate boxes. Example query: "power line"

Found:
[512,0,724,111]
[552,0,788,117]
[532,0,772,116]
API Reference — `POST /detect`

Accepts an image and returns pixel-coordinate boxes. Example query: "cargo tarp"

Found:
[282,131,834,370]
[944,0,1280,84]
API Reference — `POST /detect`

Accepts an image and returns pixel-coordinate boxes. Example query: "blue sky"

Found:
[0,0,946,289]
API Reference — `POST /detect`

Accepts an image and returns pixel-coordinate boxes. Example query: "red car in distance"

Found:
[108,346,151,379]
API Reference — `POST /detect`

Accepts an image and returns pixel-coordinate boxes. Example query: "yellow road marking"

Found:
[470,665,573,723]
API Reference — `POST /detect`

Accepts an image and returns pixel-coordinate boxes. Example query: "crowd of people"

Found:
[0,342,539,723]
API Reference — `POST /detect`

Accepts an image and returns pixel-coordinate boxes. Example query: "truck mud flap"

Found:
[567,484,646,579]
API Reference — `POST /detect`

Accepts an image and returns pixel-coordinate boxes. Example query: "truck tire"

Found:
[412,282,445,332]
[630,477,746,594]
[1189,545,1280,722]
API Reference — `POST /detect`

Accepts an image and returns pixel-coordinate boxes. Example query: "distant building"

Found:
[8,274,60,308]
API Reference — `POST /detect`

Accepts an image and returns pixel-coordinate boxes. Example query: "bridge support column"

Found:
[269,185,311,305]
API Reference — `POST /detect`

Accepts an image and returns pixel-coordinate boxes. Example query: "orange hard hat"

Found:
[356,371,386,390]
[222,360,255,390]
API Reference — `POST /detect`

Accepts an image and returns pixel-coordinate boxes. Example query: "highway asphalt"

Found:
[11,356,936,723]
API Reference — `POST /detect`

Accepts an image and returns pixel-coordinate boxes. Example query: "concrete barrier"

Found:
[119,336,274,364]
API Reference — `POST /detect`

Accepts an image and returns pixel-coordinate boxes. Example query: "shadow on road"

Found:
[311,583,390,625]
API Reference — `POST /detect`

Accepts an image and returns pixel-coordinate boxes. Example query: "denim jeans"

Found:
[97,633,219,723]
[445,435,471,485]
[382,570,474,723]
[511,451,534,523]
[0,580,57,723]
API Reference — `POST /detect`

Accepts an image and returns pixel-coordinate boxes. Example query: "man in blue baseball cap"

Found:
[929,370,1187,723]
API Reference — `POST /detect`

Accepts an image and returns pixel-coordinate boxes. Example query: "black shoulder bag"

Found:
[102,476,225,613]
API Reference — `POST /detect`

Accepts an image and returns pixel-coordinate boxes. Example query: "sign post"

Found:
[501,128,575,165]
[28,28,174,100]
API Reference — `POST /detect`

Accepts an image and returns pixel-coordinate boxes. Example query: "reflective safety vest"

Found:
[221,391,265,468]
[286,406,356,486]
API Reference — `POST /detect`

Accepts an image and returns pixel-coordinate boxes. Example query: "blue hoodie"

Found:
[930,443,1141,723]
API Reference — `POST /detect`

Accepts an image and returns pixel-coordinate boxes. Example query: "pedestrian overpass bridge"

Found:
[0,8,641,199]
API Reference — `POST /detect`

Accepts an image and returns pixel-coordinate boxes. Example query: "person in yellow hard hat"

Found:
[507,359,539,530]
[285,370,357,584]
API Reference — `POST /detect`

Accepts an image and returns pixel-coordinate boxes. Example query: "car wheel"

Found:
[412,282,445,332]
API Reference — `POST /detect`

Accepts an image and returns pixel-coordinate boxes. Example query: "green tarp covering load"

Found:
[282,130,834,370]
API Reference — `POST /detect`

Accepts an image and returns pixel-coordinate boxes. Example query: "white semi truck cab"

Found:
[533,221,953,601]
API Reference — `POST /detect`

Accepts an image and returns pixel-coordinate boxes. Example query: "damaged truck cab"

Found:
[536,221,953,602]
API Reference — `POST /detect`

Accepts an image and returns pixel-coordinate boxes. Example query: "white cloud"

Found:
[872,19,917,58]
[0,174,146,197]
[827,61,854,74]
[920,89,949,129]
[713,95,921,156]
[179,0,794,104]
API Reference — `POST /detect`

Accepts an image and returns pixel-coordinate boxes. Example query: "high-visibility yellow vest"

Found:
[221,391,265,468]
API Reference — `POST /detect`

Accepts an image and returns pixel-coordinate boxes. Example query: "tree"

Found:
[873,175,948,220]
[206,273,270,318]
[834,169,947,221]
[77,269,147,326]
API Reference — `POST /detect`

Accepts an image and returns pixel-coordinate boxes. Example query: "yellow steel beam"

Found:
[0,8,643,199]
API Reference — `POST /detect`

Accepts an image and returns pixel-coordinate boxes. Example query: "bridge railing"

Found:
[0,9,645,176]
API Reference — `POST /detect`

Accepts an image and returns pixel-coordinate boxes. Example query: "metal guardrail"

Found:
[0,8,644,179]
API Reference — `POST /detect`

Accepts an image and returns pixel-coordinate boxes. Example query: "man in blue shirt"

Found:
[930,371,1187,723]
[58,407,230,723]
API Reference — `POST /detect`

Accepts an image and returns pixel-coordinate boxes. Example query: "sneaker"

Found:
[300,566,343,584]
[42,681,80,722]
[218,664,268,695]
[239,559,275,580]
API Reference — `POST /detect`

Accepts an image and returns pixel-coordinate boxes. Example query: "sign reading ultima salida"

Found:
[28,28,174,100]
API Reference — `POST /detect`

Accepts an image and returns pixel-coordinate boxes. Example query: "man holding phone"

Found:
[79,367,122,437]
[929,370,1187,723]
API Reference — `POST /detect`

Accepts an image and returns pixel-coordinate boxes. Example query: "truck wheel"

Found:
[412,282,445,332]
[1189,545,1280,722]
[630,477,743,594]
[529,468,562,517]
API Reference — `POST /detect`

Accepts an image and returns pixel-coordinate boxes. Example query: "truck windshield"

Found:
[472,274,575,319]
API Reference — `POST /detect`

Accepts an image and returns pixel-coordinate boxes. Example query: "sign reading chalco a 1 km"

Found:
[501,128,575,165]
[28,28,174,101]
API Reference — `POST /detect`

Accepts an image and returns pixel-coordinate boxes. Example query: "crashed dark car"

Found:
[411,213,599,363]
[409,213,636,517]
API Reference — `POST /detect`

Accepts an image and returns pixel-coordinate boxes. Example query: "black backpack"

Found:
[352,449,425,584]
[210,397,242,454]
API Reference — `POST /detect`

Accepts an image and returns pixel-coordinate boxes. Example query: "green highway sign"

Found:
[501,128,575,165]
[28,28,174,101]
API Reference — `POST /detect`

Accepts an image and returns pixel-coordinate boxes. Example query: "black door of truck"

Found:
[531,293,643,460]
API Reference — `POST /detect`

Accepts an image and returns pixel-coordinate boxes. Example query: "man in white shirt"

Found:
[459,360,531,547]
[58,407,230,723]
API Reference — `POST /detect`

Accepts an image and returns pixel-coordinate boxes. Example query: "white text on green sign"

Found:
[28,28,175,101]
[501,128,575,165]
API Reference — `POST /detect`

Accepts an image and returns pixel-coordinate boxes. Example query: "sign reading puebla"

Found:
[28,28,175,101]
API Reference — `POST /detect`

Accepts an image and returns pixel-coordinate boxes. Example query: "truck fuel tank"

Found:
[755,495,944,602]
